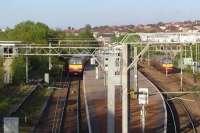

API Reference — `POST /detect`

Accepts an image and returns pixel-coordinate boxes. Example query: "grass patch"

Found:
[0,85,33,116]
[0,99,10,113]
[11,87,52,132]
[185,86,200,100]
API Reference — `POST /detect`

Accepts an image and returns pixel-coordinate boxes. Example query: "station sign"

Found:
[4,117,19,133]
[138,88,149,105]
[44,73,49,84]
[183,58,194,66]
[90,57,96,65]
[95,67,99,79]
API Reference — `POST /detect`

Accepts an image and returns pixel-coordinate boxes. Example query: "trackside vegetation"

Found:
[11,56,26,84]
[0,21,95,84]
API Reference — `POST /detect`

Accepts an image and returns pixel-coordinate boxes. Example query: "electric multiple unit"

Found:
[68,57,85,75]
[151,56,175,73]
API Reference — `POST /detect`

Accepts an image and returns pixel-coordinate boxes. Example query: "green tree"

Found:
[157,22,165,26]
[48,29,66,41]
[29,56,49,78]
[0,21,69,84]
[79,24,93,38]
[0,21,50,44]
[11,21,49,43]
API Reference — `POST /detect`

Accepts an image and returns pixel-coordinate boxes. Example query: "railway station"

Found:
[1,1,200,132]
[0,32,200,133]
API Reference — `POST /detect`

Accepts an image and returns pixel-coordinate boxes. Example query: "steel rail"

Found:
[164,99,177,133]
[77,78,82,133]
[51,69,70,133]
[57,74,71,133]
[52,96,61,133]
[175,99,197,133]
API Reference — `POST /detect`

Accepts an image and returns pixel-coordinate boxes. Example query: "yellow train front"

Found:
[68,57,84,75]
[162,63,174,73]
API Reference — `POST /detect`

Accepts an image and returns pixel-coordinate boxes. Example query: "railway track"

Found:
[139,68,198,133]
[77,78,82,132]
[33,77,70,133]
[10,84,40,116]
[0,85,42,132]
[61,77,83,133]
[34,75,84,133]
[172,98,197,133]
[165,97,198,133]
[51,87,68,133]
[164,99,178,133]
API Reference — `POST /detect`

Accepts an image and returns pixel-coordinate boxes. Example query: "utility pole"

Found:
[147,49,150,66]
[198,43,199,63]
[180,46,183,91]
[184,45,187,58]
[49,42,52,71]
[122,44,130,133]
[196,43,198,69]
[107,51,120,133]
[48,42,52,84]
[190,45,195,74]
[26,46,28,84]
[107,64,115,133]
[133,47,138,92]
[198,43,200,64]
[198,43,200,65]
[165,67,168,77]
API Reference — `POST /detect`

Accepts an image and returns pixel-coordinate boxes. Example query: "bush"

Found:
[0,21,49,44]
[29,56,49,79]
[12,56,26,84]
[0,98,10,115]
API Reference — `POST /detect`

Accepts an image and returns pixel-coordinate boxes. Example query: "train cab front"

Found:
[68,64,83,76]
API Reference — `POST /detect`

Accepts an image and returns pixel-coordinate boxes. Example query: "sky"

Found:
[0,0,200,29]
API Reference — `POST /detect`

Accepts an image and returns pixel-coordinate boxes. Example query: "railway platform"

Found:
[83,65,167,133]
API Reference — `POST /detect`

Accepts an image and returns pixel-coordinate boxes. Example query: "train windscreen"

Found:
[69,58,82,64]
[162,57,172,64]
